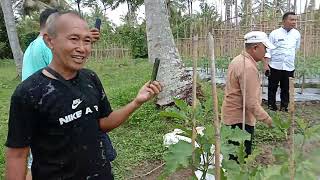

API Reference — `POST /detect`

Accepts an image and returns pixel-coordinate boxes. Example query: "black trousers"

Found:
[228,123,254,162]
[268,66,294,109]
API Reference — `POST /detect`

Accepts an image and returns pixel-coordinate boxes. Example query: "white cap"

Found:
[244,31,276,49]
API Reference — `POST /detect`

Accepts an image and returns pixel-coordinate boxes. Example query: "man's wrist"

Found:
[132,99,143,108]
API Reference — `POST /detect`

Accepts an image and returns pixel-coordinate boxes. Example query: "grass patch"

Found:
[0,60,20,178]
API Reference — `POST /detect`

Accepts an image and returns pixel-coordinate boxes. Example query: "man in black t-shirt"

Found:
[5,11,162,180]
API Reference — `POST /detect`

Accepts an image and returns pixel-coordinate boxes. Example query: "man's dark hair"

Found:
[46,10,85,37]
[282,12,296,21]
[40,8,59,29]
[245,43,259,49]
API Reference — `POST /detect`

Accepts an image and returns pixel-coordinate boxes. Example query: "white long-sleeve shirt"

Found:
[265,27,301,71]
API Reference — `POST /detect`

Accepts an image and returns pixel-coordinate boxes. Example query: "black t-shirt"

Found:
[6,69,114,180]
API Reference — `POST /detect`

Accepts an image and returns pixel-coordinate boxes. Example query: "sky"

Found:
[94,0,320,26]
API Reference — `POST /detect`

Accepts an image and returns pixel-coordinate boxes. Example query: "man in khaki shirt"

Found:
[222,31,274,158]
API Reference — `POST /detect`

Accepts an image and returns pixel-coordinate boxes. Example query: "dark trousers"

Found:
[228,123,254,162]
[268,66,294,109]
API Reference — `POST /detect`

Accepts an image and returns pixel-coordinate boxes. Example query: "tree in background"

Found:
[1,0,23,77]
[83,0,144,25]
[145,0,192,106]
[112,22,148,58]
[0,4,12,59]
[17,12,40,51]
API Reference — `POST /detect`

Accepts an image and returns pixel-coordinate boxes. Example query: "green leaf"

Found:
[194,148,202,168]
[160,109,188,122]
[221,125,251,143]
[174,125,193,138]
[272,112,290,132]
[163,141,193,176]
[221,158,240,172]
[296,118,308,130]
[174,98,191,114]
[294,133,304,147]
[221,142,237,159]
[260,165,282,179]
[279,163,289,176]
[237,142,246,165]
[220,167,228,180]
[203,125,215,145]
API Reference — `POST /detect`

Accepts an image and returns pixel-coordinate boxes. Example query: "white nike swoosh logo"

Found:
[72,100,82,109]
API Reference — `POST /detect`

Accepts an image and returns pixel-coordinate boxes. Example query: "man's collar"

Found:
[281,26,293,32]
[241,51,258,67]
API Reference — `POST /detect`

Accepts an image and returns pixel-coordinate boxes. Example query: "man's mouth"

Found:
[71,55,85,63]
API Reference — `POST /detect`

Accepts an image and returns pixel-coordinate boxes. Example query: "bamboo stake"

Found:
[242,44,246,130]
[301,2,308,94]
[235,0,238,26]
[191,34,198,171]
[288,77,295,180]
[208,32,221,180]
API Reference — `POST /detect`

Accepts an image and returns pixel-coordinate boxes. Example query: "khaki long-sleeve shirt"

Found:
[222,51,271,126]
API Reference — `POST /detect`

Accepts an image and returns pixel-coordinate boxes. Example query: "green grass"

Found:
[0,60,20,179]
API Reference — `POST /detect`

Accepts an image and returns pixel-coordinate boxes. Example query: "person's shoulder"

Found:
[28,36,44,46]
[79,68,102,83]
[24,37,47,54]
[35,36,49,48]
[231,54,243,64]
[80,68,98,78]
[292,28,301,36]
[21,70,46,88]
[270,27,282,35]
[13,71,43,99]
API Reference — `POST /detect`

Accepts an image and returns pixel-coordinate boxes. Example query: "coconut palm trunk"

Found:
[145,0,192,106]
[0,0,23,78]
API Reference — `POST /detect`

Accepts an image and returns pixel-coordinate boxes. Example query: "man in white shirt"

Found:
[264,12,301,112]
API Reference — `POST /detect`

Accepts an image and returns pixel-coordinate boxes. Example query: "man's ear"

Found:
[43,33,54,50]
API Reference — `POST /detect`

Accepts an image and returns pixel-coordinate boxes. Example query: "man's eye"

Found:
[85,39,92,43]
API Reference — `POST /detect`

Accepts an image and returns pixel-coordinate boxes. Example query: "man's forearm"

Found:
[5,147,29,180]
[99,100,142,132]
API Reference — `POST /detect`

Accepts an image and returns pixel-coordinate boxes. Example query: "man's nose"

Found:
[76,42,86,52]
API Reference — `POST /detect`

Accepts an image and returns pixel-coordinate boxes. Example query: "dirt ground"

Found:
[127,160,192,180]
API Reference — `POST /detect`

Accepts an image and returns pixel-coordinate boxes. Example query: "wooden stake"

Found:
[207,32,221,180]
[191,34,198,171]
[288,77,295,180]
[301,2,308,94]
[242,45,246,130]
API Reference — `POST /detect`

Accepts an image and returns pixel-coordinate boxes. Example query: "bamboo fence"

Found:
[175,11,320,60]
[90,42,131,61]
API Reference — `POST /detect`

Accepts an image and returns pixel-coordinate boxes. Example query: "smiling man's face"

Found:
[49,13,92,72]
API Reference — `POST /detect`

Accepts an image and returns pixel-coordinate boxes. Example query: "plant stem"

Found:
[288,77,295,180]
[191,33,198,172]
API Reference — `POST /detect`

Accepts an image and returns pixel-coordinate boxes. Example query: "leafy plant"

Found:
[160,99,253,179]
